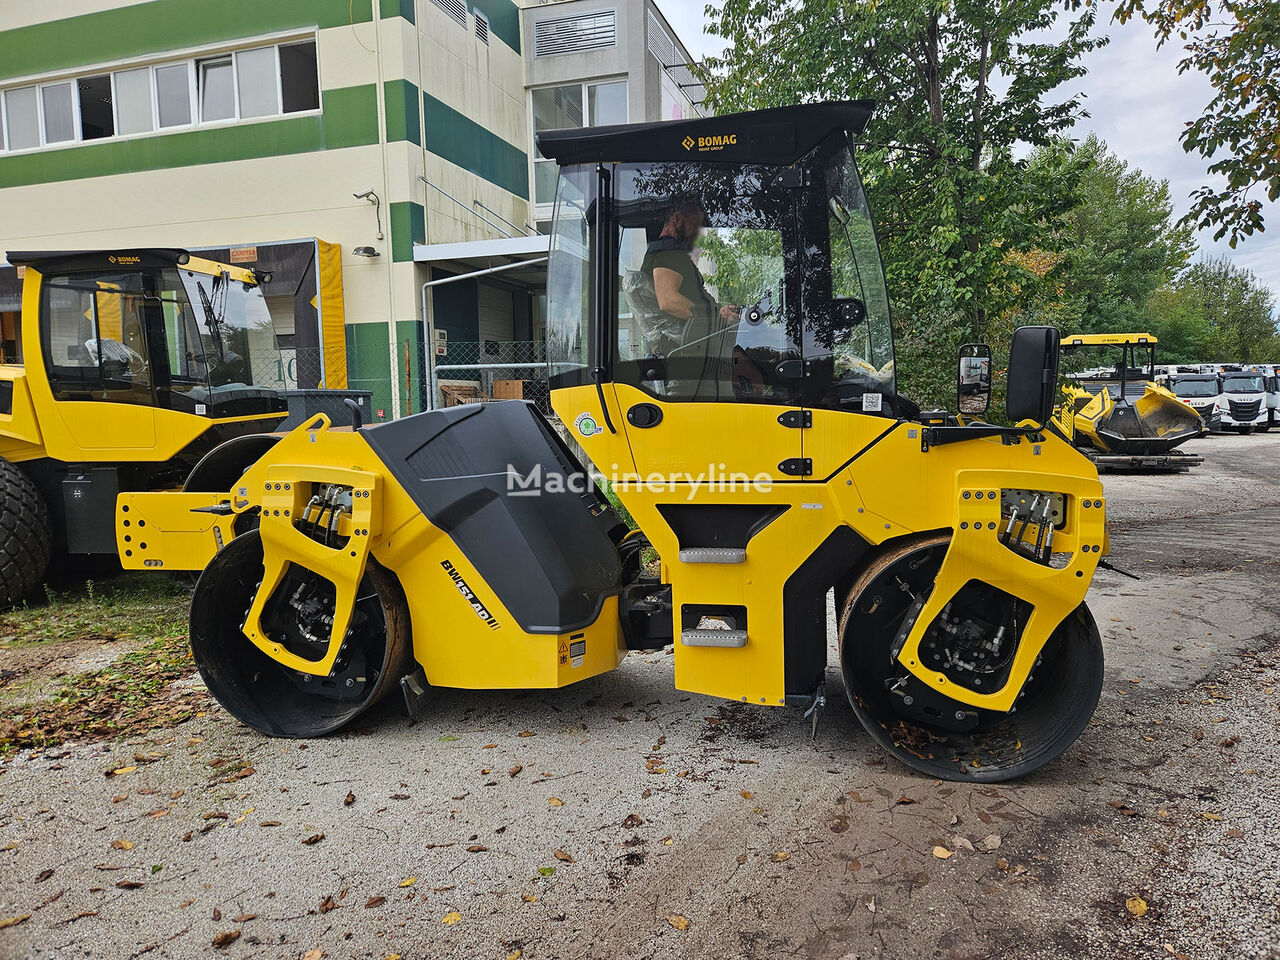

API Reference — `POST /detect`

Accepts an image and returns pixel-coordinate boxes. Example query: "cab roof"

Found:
[5,248,258,283]
[535,100,876,167]
[1063,333,1158,348]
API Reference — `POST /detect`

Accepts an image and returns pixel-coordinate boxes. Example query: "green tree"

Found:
[1116,0,1280,247]
[1166,255,1279,361]
[1028,135,1195,332]
[702,0,1103,405]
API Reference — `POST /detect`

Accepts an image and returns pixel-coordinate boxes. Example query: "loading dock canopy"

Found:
[413,235,550,289]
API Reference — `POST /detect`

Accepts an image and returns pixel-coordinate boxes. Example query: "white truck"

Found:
[1217,370,1270,433]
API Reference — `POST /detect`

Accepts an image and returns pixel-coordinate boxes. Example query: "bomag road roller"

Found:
[187,101,1110,781]
[0,249,293,605]
[1054,333,1204,470]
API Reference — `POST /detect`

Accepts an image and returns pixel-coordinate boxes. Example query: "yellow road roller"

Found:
[187,101,1109,781]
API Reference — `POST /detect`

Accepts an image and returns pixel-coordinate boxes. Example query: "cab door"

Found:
[606,162,806,484]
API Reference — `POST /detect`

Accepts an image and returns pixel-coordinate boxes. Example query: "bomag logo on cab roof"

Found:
[108,255,141,265]
[683,133,738,153]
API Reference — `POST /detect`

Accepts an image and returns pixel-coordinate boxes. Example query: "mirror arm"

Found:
[920,424,1043,453]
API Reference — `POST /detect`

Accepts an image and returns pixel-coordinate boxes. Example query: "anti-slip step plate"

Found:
[680,629,748,648]
[678,547,747,564]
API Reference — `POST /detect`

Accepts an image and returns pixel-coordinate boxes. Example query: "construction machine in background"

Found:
[182,101,1111,782]
[0,249,301,605]
[1055,333,1204,470]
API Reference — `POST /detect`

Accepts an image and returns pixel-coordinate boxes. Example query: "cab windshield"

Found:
[1171,379,1218,398]
[545,134,895,410]
[1222,375,1264,394]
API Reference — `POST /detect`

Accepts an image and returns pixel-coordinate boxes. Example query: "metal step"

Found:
[680,628,748,648]
[678,547,746,564]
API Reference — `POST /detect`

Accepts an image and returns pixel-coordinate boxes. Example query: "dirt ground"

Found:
[1,431,1278,960]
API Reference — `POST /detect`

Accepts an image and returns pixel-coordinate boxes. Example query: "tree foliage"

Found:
[1116,0,1280,246]
[1028,135,1195,332]
[1150,255,1279,361]
[701,0,1103,404]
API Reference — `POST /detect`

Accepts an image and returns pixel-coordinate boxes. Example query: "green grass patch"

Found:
[0,575,204,754]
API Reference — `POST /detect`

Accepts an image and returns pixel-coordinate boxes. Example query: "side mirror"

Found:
[957,343,992,415]
[1006,326,1061,424]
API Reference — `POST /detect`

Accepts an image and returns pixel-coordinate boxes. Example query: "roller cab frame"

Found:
[0,249,288,601]
[190,102,1110,781]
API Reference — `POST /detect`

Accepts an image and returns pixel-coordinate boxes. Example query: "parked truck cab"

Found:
[1217,372,1269,433]
[1165,372,1222,434]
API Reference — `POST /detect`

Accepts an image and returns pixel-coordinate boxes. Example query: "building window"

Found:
[531,80,627,205]
[4,87,40,150]
[78,75,114,140]
[279,41,320,113]
[41,82,76,144]
[0,37,319,154]
[155,63,194,128]
[114,67,154,135]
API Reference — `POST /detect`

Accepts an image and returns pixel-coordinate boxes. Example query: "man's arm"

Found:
[652,266,694,319]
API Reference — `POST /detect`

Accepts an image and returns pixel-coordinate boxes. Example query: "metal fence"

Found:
[427,340,552,415]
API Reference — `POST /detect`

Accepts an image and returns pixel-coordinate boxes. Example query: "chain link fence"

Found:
[425,340,553,416]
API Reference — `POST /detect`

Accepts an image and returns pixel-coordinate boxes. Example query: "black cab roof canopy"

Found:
[7,249,192,271]
[535,100,875,166]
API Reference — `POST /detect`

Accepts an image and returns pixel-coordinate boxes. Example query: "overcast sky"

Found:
[655,2,1279,298]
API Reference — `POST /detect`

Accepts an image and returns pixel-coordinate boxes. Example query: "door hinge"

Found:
[776,409,812,429]
[778,457,813,476]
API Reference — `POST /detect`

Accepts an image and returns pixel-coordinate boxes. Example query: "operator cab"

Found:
[539,101,903,419]
[7,248,287,419]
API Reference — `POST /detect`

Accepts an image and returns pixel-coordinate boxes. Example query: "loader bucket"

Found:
[190,531,411,738]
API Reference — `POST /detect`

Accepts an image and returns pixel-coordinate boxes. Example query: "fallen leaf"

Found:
[770,851,791,862]
[442,910,461,925]
[518,731,536,738]
[439,735,458,742]
[399,876,416,888]
[548,797,564,807]
[507,951,523,960]
[302,833,325,845]
[212,931,241,948]
[109,766,137,777]
[35,868,53,883]
[302,951,323,960]
[666,914,690,931]
[467,845,488,853]
[522,894,539,903]
[232,913,255,923]
[366,896,386,908]
[116,880,144,890]
[482,743,497,749]
[830,815,850,834]
[537,867,556,877]
[554,849,574,862]
[344,792,355,806]
[952,836,975,853]
[1126,896,1148,917]
[932,846,954,860]
[895,796,916,805]
[740,790,754,800]
[318,895,337,913]
[259,821,281,828]
[111,839,134,851]
[1201,812,1224,822]
[0,915,30,930]
[509,765,523,778]
[212,908,222,921]
[979,834,1002,852]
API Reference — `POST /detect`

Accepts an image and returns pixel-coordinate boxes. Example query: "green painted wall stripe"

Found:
[0,0,374,83]
[422,94,528,200]
[345,321,393,420]
[472,0,521,53]
[0,85,378,189]
[384,79,421,146]
[379,0,415,23]
[390,201,426,262]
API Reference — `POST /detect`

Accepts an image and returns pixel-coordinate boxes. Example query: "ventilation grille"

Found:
[647,9,677,66]
[534,9,617,57]
[429,0,467,28]
[475,10,489,43]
